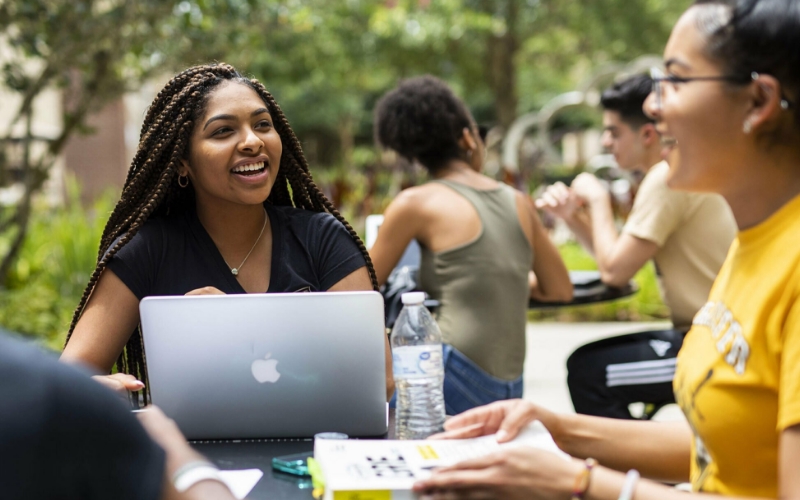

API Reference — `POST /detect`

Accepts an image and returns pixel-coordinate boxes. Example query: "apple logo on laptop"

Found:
[251,353,281,383]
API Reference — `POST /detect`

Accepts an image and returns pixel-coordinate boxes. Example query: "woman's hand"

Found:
[413,447,581,500]
[429,399,560,444]
[185,286,226,296]
[92,372,145,396]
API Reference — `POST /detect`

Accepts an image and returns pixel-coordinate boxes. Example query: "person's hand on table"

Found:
[570,173,610,206]
[185,286,226,296]
[534,182,582,221]
[428,399,560,443]
[417,400,577,499]
[92,372,145,396]
[138,406,238,499]
[136,406,206,467]
[413,446,581,500]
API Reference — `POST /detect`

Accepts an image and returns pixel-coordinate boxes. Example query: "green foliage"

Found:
[529,241,671,322]
[157,0,691,166]
[0,0,690,344]
[1,0,178,123]
[0,0,179,283]
[0,180,114,350]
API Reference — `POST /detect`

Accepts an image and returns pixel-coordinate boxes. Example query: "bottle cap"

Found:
[401,291,426,305]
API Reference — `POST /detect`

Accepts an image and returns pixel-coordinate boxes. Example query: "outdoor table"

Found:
[529,270,637,309]
[191,412,396,499]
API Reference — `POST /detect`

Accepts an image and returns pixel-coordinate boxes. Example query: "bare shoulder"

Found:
[388,184,448,216]
[510,187,536,218]
[510,187,533,206]
[508,187,539,244]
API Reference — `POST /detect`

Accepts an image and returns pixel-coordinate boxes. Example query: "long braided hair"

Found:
[65,63,378,401]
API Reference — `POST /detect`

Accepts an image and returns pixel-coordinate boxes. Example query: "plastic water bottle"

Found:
[391,291,446,440]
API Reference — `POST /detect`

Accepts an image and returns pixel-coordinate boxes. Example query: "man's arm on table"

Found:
[568,174,659,287]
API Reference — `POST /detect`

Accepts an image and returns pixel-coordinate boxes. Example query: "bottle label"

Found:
[392,345,444,378]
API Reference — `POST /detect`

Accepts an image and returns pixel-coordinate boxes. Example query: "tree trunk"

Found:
[485,0,519,131]
[0,108,35,283]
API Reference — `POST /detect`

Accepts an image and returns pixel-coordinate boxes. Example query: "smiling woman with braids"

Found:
[60,63,394,401]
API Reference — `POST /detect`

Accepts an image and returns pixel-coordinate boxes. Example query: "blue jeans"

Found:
[442,344,523,415]
[390,344,524,415]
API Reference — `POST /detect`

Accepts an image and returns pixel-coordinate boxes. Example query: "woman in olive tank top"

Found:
[370,76,572,415]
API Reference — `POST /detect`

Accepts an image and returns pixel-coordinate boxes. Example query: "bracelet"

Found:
[571,458,598,500]
[172,460,227,493]
[618,469,640,500]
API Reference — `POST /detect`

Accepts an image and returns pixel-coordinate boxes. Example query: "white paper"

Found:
[316,421,569,498]
[501,420,570,460]
[218,469,263,499]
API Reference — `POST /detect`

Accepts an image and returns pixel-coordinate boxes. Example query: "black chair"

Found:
[380,240,439,330]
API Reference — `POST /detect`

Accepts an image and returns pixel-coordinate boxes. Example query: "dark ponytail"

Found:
[693,0,799,126]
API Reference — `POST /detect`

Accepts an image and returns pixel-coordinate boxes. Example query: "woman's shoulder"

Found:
[107,211,191,256]
[387,184,447,214]
[138,210,187,231]
[268,205,352,244]
[134,211,192,241]
[268,204,337,227]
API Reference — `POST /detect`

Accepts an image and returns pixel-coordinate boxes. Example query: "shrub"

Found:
[529,241,670,322]
[0,180,115,350]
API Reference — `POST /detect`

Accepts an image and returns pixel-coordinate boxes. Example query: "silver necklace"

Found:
[224,208,268,276]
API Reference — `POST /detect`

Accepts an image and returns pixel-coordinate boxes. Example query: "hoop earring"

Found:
[178,174,189,188]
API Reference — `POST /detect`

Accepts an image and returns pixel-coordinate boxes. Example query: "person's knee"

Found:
[566,348,603,385]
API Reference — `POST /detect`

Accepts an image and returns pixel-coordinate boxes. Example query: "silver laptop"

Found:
[139,291,387,440]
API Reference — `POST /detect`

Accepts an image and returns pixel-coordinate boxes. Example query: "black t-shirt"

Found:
[0,334,165,500]
[107,204,367,298]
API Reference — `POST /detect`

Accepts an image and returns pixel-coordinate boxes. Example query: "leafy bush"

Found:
[0,180,115,350]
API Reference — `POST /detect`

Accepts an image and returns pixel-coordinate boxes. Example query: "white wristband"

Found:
[172,461,227,493]
[618,469,640,500]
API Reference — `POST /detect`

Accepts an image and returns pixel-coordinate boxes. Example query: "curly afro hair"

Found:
[374,75,475,173]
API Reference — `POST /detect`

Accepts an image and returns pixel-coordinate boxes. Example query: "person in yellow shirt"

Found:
[412,0,800,498]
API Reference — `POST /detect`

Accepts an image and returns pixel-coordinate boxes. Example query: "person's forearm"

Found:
[563,210,596,256]
[585,466,769,500]
[586,197,620,274]
[162,447,238,500]
[550,412,691,483]
[383,330,395,400]
[186,483,238,500]
[529,215,573,302]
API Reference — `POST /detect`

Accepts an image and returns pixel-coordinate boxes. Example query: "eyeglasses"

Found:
[649,67,794,111]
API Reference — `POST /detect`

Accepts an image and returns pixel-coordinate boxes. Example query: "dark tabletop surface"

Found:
[189,271,633,498]
[529,270,638,309]
[192,413,396,499]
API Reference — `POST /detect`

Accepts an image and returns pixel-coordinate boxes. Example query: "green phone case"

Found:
[271,451,313,477]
